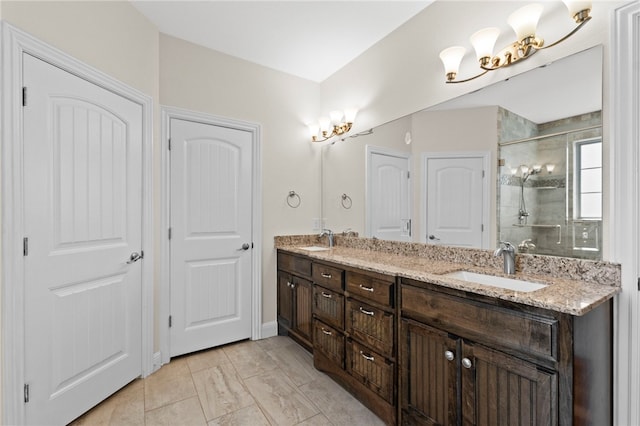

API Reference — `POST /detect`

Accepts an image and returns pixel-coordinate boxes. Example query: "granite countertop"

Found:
[277,244,620,316]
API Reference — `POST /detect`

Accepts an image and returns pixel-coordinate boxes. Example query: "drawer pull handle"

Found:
[359,284,374,292]
[321,291,332,299]
[444,350,455,361]
[321,328,333,336]
[321,273,332,279]
[462,358,473,369]
[359,351,375,362]
[359,307,375,316]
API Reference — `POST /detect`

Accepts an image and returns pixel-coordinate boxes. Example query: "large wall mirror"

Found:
[321,45,603,260]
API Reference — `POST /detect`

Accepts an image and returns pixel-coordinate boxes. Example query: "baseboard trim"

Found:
[260,321,278,339]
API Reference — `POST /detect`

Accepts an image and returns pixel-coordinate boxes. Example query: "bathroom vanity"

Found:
[275,236,619,426]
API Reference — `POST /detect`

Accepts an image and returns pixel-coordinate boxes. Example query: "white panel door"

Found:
[23,54,143,425]
[368,151,411,241]
[426,156,484,248]
[170,118,253,357]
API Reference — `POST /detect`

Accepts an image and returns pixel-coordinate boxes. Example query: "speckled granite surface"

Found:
[274,235,621,316]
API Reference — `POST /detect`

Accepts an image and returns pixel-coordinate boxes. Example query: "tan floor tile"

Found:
[299,374,385,426]
[295,413,334,425]
[245,369,319,426]
[192,363,255,420]
[207,404,270,426]
[145,374,197,411]
[144,396,207,426]
[146,357,191,386]
[223,340,278,379]
[70,380,145,426]
[186,347,232,373]
[266,342,321,386]
[255,335,296,352]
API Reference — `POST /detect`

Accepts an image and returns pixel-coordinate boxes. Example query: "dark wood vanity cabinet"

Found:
[277,252,313,350]
[400,278,612,426]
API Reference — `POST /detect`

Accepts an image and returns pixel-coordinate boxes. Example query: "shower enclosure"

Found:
[498,125,602,260]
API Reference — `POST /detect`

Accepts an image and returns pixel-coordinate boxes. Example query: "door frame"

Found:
[160,106,262,365]
[365,145,412,238]
[421,151,491,248]
[1,22,155,425]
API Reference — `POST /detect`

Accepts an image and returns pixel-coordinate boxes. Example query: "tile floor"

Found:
[70,336,385,426]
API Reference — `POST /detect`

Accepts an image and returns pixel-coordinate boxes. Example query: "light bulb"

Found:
[470,27,500,66]
[439,46,466,81]
[508,4,543,41]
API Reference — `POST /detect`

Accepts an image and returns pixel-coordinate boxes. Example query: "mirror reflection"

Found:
[321,45,602,260]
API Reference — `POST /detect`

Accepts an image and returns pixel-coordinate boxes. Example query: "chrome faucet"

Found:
[518,239,536,253]
[319,229,334,248]
[494,241,516,275]
[342,228,357,237]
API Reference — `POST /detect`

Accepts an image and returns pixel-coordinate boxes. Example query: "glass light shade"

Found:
[508,3,543,41]
[520,165,530,175]
[439,46,466,75]
[533,164,542,172]
[318,117,331,133]
[510,168,519,175]
[343,108,358,123]
[562,0,591,18]
[546,164,556,173]
[470,27,500,62]
[329,110,343,125]
[308,123,319,139]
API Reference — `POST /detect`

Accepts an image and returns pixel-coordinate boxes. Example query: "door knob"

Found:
[126,252,142,264]
[428,235,441,241]
[239,243,251,251]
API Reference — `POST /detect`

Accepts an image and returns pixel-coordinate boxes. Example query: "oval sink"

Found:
[298,246,331,252]
[443,271,548,292]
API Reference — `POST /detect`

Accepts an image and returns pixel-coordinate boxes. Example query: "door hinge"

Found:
[22,87,27,106]
[24,384,30,403]
[168,228,172,240]
[481,224,484,232]
[168,138,171,151]
[407,171,410,179]
[498,158,505,167]
[482,170,485,178]
[169,315,172,328]
[637,277,640,291]
[23,237,28,256]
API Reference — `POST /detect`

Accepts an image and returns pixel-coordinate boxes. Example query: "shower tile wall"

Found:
[498,109,602,260]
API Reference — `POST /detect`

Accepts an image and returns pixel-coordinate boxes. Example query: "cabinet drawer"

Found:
[401,284,558,362]
[313,286,344,329]
[347,340,394,403]
[278,252,311,277]
[346,299,394,358]
[312,263,344,291]
[346,271,394,307]
[313,320,345,369]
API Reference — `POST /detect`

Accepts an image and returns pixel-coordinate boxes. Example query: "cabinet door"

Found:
[293,276,313,343]
[401,320,457,426]
[462,342,557,426]
[277,271,293,329]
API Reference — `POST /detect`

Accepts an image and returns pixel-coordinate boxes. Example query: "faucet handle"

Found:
[499,241,515,251]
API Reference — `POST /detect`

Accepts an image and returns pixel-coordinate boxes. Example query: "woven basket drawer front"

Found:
[313,320,345,369]
[347,299,394,358]
[313,286,345,329]
[347,340,394,403]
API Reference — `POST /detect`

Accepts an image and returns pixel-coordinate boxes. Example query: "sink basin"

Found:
[298,246,331,252]
[443,271,548,292]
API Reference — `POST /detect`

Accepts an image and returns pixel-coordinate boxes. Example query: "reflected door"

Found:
[367,149,411,241]
[426,155,485,248]
[23,54,143,425]
[169,118,253,357]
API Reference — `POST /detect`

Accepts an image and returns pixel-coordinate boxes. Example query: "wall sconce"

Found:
[439,1,592,83]
[308,108,358,142]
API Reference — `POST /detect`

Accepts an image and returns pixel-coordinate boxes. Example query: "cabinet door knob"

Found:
[444,350,455,361]
[462,357,473,369]
[287,281,293,288]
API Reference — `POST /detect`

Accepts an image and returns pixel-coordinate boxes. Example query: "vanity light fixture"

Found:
[308,108,358,142]
[439,1,592,83]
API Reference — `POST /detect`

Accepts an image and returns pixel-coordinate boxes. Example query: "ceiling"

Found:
[131,0,433,83]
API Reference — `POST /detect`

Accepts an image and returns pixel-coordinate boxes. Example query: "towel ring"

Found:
[287,191,301,208]
[341,193,352,209]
